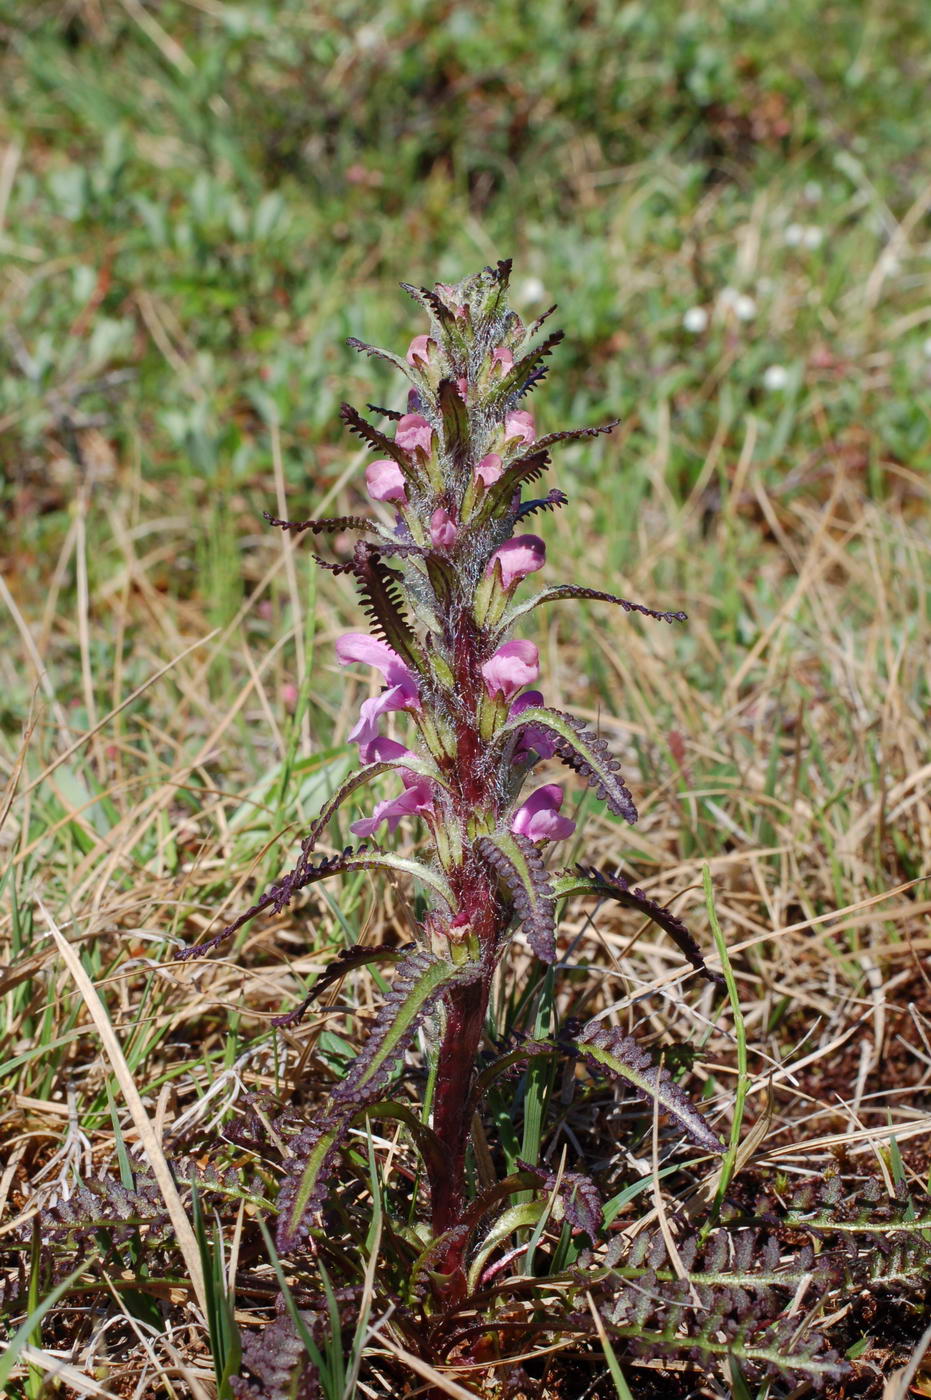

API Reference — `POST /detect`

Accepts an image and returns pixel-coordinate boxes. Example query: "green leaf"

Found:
[575,1022,723,1153]
[477,830,557,961]
[495,583,687,639]
[552,866,722,987]
[500,707,638,824]
[331,948,478,1107]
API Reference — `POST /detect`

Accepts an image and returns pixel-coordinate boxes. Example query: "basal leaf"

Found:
[276,1116,350,1252]
[575,1022,724,1153]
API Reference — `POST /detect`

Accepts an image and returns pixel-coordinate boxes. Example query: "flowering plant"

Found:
[181,261,721,1316]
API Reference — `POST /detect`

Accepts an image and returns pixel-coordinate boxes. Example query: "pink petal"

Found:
[510,690,557,760]
[347,686,418,755]
[362,736,414,764]
[349,778,435,838]
[406,334,434,370]
[475,453,503,488]
[504,410,536,445]
[396,413,435,455]
[492,346,514,374]
[488,535,546,590]
[365,458,407,503]
[480,639,540,701]
[335,633,420,699]
[430,507,458,550]
[511,784,576,843]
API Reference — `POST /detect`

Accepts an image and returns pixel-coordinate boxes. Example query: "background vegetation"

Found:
[1,1,930,1396]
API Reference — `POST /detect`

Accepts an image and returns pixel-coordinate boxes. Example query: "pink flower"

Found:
[356,734,415,766]
[455,376,469,399]
[281,682,299,710]
[511,784,576,843]
[365,458,407,503]
[395,414,435,456]
[510,689,557,759]
[481,639,540,701]
[406,334,434,370]
[347,688,419,757]
[487,535,546,590]
[350,775,435,838]
[491,346,514,375]
[335,633,420,703]
[430,507,458,550]
[475,453,503,488]
[504,410,536,445]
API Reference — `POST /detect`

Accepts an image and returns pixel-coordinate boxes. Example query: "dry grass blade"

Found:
[38,896,209,1319]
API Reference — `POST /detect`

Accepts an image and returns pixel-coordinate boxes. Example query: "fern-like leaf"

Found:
[533,421,618,451]
[492,329,565,403]
[174,847,366,961]
[515,1159,602,1237]
[303,756,443,854]
[263,510,375,537]
[437,376,470,467]
[276,1114,351,1251]
[575,1021,723,1153]
[330,947,479,1109]
[498,583,687,637]
[499,707,638,824]
[551,865,722,987]
[345,337,413,379]
[231,1310,322,1399]
[338,402,420,478]
[471,449,551,525]
[476,831,557,962]
[271,943,410,1028]
[349,543,426,674]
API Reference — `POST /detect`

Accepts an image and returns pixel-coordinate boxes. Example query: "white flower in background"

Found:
[520,276,545,302]
[682,306,709,333]
[921,337,931,359]
[718,286,739,310]
[784,222,804,247]
[803,180,823,204]
[802,225,824,249]
[763,364,789,391]
[734,294,757,321]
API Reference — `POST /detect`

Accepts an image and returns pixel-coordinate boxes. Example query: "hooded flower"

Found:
[487,535,546,590]
[349,774,436,838]
[396,414,435,456]
[511,784,575,843]
[430,507,458,550]
[509,689,557,759]
[365,458,407,503]
[491,346,514,375]
[347,690,419,759]
[475,453,503,488]
[406,335,434,370]
[503,410,536,446]
[480,639,540,701]
[335,632,421,702]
